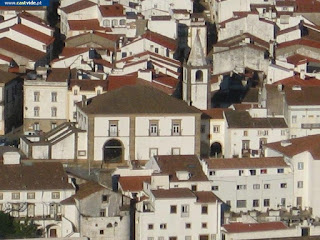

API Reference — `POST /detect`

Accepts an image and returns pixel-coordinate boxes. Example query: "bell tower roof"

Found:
[187,30,207,67]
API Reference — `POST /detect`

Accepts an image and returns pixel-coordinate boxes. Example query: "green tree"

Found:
[0,211,39,239]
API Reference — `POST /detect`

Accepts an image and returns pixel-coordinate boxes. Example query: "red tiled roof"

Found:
[287,54,320,65]
[277,38,320,49]
[154,155,209,182]
[60,47,89,58]
[202,108,227,119]
[0,53,12,63]
[99,4,124,17]
[119,176,151,192]
[275,0,295,7]
[11,24,54,45]
[68,19,110,31]
[69,79,108,91]
[265,134,320,159]
[141,31,177,51]
[0,37,46,61]
[277,25,300,36]
[284,85,320,105]
[273,75,320,86]
[232,103,259,110]
[205,157,287,169]
[93,58,113,68]
[60,0,96,14]
[19,12,53,31]
[194,191,221,203]
[152,188,196,199]
[296,0,320,13]
[223,222,288,233]
[172,9,190,14]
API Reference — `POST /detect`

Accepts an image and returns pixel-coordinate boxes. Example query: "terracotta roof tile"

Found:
[223,222,288,233]
[152,188,196,199]
[265,134,320,159]
[70,79,108,91]
[79,85,200,115]
[273,75,320,86]
[68,19,110,31]
[73,181,105,200]
[60,0,96,14]
[284,85,320,105]
[0,53,13,63]
[99,4,124,17]
[141,30,177,51]
[277,38,320,49]
[202,108,228,119]
[18,12,53,31]
[194,191,221,203]
[119,176,151,192]
[154,155,209,182]
[296,0,320,12]
[205,157,287,169]
[60,47,89,58]
[0,37,46,61]
[0,162,74,190]
[11,24,54,45]
[287,54,320,66]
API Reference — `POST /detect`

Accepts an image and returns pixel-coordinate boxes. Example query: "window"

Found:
[100,209,106,217]
[195,70,203,82]
[281,130,286,136]
[250,170,256,175]
[213,125,220,133]
[12,192,20,200]
[212,186,219,191]
[102,195,108,202]
[253,184,260,189]
[34,107,39,117]
[160,224,167,229]
[298,162,304,170]
[201,205,208,214]
[109,121,118,137]
[119,19,126,25]
[33,122,40,131]
[264,199,270,207]
[112,19,118,26]
[236,200,246,208]
[237,185,247,190]
[149,148,158,158]
[12,203,20,217]
[34,91,40,102]
[277,168,284,173]
[297,181,303,188]
[100,230,104,235]
[170,205,177,213]
[253,199,259,207]
[51,107,57,117]
[209,170,215,176]
[260,169,267,174]
[27,192,35,199]
[148,224,154,230]
[185,223,191,229]
[280,183,287,188]
[172,148,180,155]
[239,170,244,176]
[264,184,270,189]
[172,120,181,135]
[181,205,189,217]
[202,222,207,228]
[185,237,191,240]
[191,185,197,191]
[148,238,154,240]
[242,140,250,149]
[159,237,164,240]
[155,48,159,53]
[0,193,3,200]
[51,122,57,130]
[74,89,78,95]
[281,198,286,206]
[52,192,60,199]
[51,92,57,102]
[292,115,297,123]
[97,90,101,95]
[149,121,158,136]
[243,130,248,136]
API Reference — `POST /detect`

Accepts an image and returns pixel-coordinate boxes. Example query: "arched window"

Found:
[103,19,110,27]
[119,19,126,25]
[112,19,118,27]
[195,70,203,82]
[103,139,123,163]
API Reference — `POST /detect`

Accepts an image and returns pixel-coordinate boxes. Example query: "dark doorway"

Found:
[103,139,123,163]
[210,142,222,157]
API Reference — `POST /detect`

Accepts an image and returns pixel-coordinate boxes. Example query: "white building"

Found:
[61,181,131,240]
[202,157,293,213]
[76,85,202,163]
[265,134,320,217]
[0,152,75,237]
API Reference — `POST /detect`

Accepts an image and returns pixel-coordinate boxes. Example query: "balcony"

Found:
[242,149,250,158]
[108,130,119,137]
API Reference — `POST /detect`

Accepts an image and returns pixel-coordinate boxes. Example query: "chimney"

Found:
[82,95,87,107]
[138,69,152,82]
[300,69,306,80]
[3,152,21,165]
